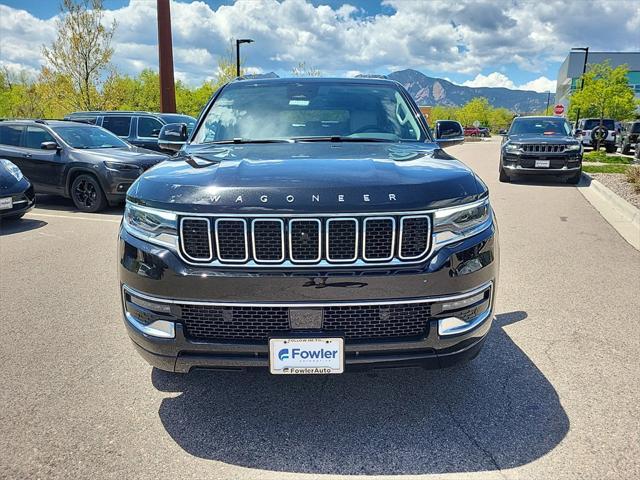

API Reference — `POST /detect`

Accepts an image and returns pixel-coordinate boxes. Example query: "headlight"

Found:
[565,143,581,152]
[104,161,142,172]
[433,198,492,246]
[123,202,178,248]
[0,159,23,181]
[504,143,520,153]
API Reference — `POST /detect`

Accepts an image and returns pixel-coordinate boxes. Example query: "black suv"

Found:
[0,120,168,212]
[64,111,196,152]
[500,116,583,184]
[119,78,498,375]
[618,121,640,155]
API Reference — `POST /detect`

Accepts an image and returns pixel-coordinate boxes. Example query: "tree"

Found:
[42,0,116,110]
[568,61,637,149]
[457,97,491,127]
[291,62,321,77]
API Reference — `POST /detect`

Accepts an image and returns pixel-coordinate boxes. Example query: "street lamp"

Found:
[571,47,589,129]
[235,38,254,77]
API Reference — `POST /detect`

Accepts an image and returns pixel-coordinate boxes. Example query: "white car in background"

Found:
[576,118,617,153]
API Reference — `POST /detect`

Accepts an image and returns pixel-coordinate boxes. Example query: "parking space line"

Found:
[26,212,122,223]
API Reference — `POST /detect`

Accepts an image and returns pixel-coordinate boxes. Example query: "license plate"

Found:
[269,337,344,374]
[0,197,13,210]
[535,160,550,168]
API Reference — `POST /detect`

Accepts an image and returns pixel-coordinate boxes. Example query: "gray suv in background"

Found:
[0,120,167,212]
[64,111,196,152]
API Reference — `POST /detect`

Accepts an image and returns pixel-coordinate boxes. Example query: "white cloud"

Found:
[463,72,557,92]
[1,0,638,87]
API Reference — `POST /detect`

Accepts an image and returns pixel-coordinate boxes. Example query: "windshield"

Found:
[509,118,571,136]
[192,81,427,144]
[160,114,197,133]
[583,119,615,130]
[630,123,640,134]
[53,126,129,149]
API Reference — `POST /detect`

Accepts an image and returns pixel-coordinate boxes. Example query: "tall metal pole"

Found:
[573,47,589,129]
[546,91,550,114]
[157,0,176,113]
[236,39,241,77]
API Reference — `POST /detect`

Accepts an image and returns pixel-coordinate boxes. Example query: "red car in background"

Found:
[464,126,481,136]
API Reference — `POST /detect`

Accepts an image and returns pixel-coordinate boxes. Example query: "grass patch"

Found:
[584,150,633,164]
[626,165,640,193]
[583,164,630,174]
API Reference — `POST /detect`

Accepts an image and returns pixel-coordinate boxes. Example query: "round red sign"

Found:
[554,104,565,115]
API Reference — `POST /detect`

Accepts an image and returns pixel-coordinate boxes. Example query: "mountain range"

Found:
[247,68,549,112]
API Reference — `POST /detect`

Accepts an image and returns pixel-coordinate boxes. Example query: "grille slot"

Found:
[252,219,284,262]
[181,305,290,340]
[326,218,358,262]
[400,216,431,259]
[363,217,395,261]
[215,219,248,262]
[180,302,431,341]
[180,218,213,261]
[289,219,321,263]
[522,144,565,153]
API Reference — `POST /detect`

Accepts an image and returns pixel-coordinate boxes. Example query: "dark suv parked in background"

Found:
[0,120,167,212]
[618,121,639,155]
[64,111,196,152]
[500,116,583,184]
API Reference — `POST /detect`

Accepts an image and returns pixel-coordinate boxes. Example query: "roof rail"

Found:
[34,119,48,125]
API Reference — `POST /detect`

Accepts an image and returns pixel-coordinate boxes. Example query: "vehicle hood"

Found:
[128,142,484,214]
[70,147,168,167]
[506,134,578,144]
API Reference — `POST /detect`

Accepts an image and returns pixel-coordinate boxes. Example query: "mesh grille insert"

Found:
[290,220,320,262]
[181,218,212,260]
[401,217,430,258]
[327,219,357,261]
[216,220,247,261]
[364,218,394,260]
[252,220,284,261]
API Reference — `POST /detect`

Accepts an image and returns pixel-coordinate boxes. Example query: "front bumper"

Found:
[502,152,582,176]
[118,222,498,373]
[0,185,35,218]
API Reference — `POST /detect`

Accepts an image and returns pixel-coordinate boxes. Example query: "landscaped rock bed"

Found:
[590,173,640,210]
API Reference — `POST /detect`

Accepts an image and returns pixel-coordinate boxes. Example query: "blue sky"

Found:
[2,0,639,92]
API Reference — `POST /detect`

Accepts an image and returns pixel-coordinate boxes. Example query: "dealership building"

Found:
[555,51,640,111]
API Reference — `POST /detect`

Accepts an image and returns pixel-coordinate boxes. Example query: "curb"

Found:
[577,173,640,251]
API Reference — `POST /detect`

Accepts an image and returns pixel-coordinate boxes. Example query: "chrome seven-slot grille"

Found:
[180,302,432,341]
[179,214,431,266]
[521,144,566,153]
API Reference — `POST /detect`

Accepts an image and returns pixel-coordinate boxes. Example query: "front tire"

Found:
[71,174,107,213]
[499,166,510,183]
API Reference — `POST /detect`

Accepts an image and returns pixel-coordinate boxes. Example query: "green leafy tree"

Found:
[42,0,116,110]
[569,62,637,148]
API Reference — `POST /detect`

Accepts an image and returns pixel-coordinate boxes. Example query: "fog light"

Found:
[441,292,485,312]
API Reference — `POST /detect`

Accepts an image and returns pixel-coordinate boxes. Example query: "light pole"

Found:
[571,47,589,129]
[235,38,254,77]
[546,91,551,114]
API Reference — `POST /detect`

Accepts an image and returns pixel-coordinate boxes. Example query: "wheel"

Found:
[621,142,631,155]
[71,174,107,212]
[566,171,582,184]
[499,166,510,183]
[605,144,616,154]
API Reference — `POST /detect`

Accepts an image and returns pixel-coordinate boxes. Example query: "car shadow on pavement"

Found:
[152,311,569,475]
[33,194,124,216]
[0,218,47,236]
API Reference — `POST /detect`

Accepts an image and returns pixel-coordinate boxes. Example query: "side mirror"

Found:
[41,141,59,150]
[499,129,507,136]
[435,120,464,148]
[574,129,583,137]
[158,123,188,152]
[151,128,161,138]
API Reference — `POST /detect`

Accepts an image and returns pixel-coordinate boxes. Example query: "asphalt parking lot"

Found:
[1,138,638,480]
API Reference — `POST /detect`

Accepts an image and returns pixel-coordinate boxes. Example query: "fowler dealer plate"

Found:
[535,159,550,168]
[0,197,13,210]
[269,338,344,374]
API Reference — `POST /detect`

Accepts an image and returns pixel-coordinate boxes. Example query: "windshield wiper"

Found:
[292,136,393,143]
[200,138,294,145]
